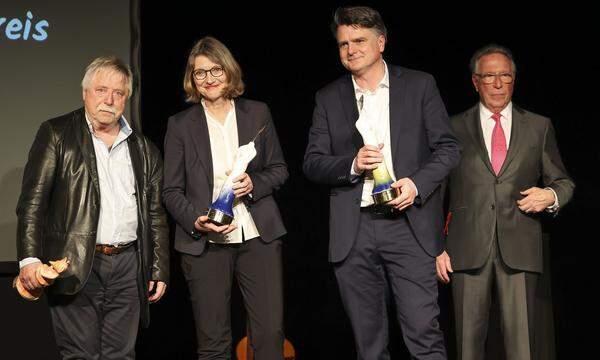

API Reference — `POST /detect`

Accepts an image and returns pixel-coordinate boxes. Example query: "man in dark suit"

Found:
[303,6,460,359]
[16,56,169,360]
[436,44,575,360]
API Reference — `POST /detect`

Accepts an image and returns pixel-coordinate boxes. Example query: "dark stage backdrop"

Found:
[1,2,597,359]
[136,2,598,359]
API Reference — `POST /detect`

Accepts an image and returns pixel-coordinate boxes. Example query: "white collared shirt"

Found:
[479,102,513,160]
[20,114,137,268]
[349,62,398,207]
[202,100,260,244]
[86,114,138,245]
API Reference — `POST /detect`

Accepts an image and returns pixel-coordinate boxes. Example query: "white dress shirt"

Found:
[479,102,558,210]
[88,115,138,245]
[203,100,260,244]
[349,62,417,207]
[351,63,392,207]
[20,115,137,268]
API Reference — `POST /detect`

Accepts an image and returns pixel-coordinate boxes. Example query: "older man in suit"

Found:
[303,6,460,359]
[436,44,575,360]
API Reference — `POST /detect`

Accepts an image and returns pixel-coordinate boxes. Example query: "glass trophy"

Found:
[355,103,398,205]
[207,138,259,225]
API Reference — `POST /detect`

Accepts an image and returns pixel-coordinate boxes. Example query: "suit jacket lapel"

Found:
[465,105,495,175]
[235,99,254,148]
[338,75,363,149]
[189,104,214,193]
[497,106,526,177]
[234,99,257,172]
[74,108,101,197]
[388,66,407,173]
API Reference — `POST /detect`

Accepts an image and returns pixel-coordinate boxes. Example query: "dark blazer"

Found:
[163,98,287,256]
[16,107,169,327]
[446,105,574,273]
[303,65,461,262]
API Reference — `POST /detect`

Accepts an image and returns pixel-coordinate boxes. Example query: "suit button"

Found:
[491,204,495,210]
[354,199,360,205]
[496,179,502,184]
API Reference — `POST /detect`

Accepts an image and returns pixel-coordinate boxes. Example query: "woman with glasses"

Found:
[163,36,288,360]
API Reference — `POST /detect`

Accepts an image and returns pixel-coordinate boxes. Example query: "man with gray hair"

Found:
[16,56,169,359]
[436,44,574,359]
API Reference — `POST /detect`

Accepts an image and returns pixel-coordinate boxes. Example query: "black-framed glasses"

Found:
[193,66,224,81]
[475,72,514,85]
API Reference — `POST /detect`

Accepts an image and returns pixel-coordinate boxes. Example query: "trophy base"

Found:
[207,209,234,226]
[372,188,398,205]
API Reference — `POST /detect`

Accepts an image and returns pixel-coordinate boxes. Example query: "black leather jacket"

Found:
[16,108,169,327]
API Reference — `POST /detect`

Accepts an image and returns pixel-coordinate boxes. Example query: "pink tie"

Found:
[491,113,507,175]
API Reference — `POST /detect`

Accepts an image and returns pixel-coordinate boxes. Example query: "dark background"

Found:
[1,2,597,359]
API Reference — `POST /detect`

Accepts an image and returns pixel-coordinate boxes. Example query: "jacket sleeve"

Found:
[542,119,575,210]
[303,92,355,186]
[147,142,170,283]
[249,104,289,201]
[162,117,203,237]
[16,121,57,261]
[410,75,461,204]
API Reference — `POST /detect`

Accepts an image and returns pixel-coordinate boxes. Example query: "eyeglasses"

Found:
[193,66,224,81]
[475,72,514,85]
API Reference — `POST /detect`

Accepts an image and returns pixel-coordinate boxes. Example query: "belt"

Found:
[95,242,135,256]
[360,205,399,217]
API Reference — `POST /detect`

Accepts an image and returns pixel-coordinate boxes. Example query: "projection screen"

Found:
[0,1,141,268]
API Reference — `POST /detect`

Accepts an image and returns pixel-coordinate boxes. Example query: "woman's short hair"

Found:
[183,36,245,103]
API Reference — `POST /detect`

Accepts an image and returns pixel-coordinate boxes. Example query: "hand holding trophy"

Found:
[207,125,266,225]
[355,107,398,205]
[13,258,70,301]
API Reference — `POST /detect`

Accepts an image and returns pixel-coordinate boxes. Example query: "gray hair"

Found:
[470,44,517,74]
[81,56,133,98]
